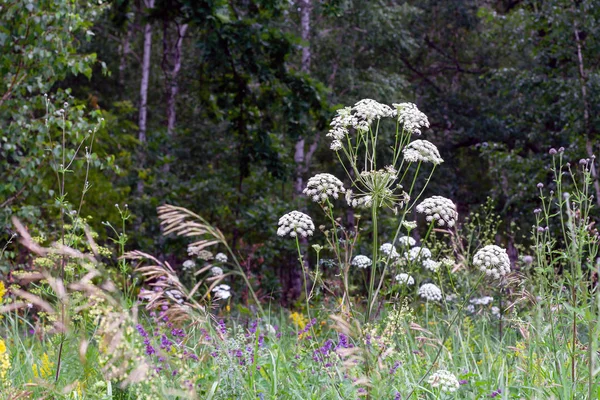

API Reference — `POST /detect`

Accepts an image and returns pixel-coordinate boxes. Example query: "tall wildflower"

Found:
[32,353,54,379]
[403,140,443,164]
[0,339,9,384]
[416,196,458,227]
[473,245,511,279]
[427,369,460,393]
[392,102,430,134]
[277,211,315,238]
[303,173,345,203]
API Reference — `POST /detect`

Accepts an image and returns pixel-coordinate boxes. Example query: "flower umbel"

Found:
[380,243,400,259]
[212,284,231,300]
[416,196,458,227]
[392,103,430,134]
[428,369,460,393]
[473,245,511,279]
[403,140,443,165]
[395,273,415,285]
[303,173,345,203]
[277,211,315,238]
[352,255,373,269]
[418,283,442,301]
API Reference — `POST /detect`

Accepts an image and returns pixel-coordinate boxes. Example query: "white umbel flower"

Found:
[215,252,228,263]
[182,260,195,271]
[418,283,442,301]
[327,106,355,140]
[210,266,224,276]
[380,243,400,259]
[402,220,417,230]
[398,235,416,247]
[392,103,430,134]
[352,99,394,127]
[416,196,458,227]
[428,370,460,393]
[473,245,511,279]
[345,189,373,208]
[403,140,444,165]
[212,284,231,300]
[407,246,432,261]
[423,259,441,272]
[303,173,346,203]
[470,296,494,305]
[277,211,315,238]
[352,255,372,269]
[395,273,415,285]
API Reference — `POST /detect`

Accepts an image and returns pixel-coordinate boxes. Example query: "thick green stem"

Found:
[366,203,378,323]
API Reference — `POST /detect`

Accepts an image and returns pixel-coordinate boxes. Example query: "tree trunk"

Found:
[293,0,313,197]
[118,17,135,89]
[161,20,188,173]
[164,22,188,137]
[137,0,155,196]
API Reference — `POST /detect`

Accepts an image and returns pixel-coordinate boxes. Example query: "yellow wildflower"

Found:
[289,312,308,330]
[33,353,54,379]
[0,281,6,300]
[0,339,10,383]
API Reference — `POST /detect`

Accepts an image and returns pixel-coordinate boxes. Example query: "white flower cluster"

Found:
[352,255,372,269]
[470,296,494,305]
[212,284,231,300]
[327,107,354,141]
[407,246,432,262]
[352,99,394,127]
[380,243,400,259]
[188,246,213,260]
[182,260,196,271]
[403,140,444,165]
[395,273,415,285]
[277,211,315,238]
[398,235,416,247]
[416,196,458,227]
[473,245,511,279]
[418,283,442,301]
[427,369,460,393]
[211,266,224,276]
[303,173,345,203]
[215,252,228,263]
[422,259,441,272]
[402,220,417,230]
[345,189,373,208]
[392,103,430,134]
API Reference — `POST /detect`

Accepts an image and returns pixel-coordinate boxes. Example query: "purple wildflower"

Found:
[390,361,401,375]
[218,319,227,335]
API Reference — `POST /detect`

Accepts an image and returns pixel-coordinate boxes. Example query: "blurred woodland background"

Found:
[2,0,599,303]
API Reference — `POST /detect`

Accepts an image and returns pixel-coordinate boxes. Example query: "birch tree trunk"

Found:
[293,0,313,197]
[163,22,188,138]
[118,17,135,89]
[137,0,155,195]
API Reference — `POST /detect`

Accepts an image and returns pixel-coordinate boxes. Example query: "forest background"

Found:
[2,0,599,304]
